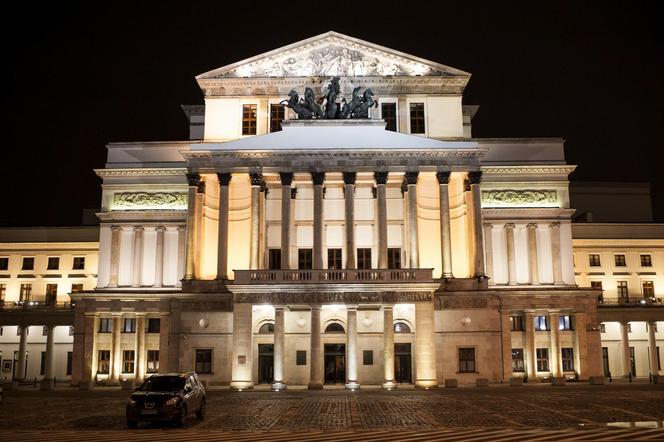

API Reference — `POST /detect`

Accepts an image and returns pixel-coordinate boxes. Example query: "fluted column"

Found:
[176,225,186,287]
[549,222,564,285]
[405,172,420,268]
[40,325,56,389]
[415,301,437,387]
[549,312,562,377]
[620,321,631,378]
[273,306,286,390]
[154,226,165,288]
[312,172,325,269]
[308,305,323,389]
[483,223,494,280]
[346,305,360,389]
[249,173,263,270]
[382,305,396,389]
[648,321,659,377]
[216,173,232,280]
[111,314,122,383]
[135,315,146,382]
[184,173,200,279]
[436,171,453,278]
[343,172,357,269]
[375,172,389,269]
[230,303,253,390]
[467,172,485,277]
[525,312,536,379]
[280,173,294,270]
[15,325,28,381]
[131,226,144,287]
[527,223,539,284]
[109,225,122,288]
[505,223,517,286]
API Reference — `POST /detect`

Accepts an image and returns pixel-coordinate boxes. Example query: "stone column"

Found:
[505,223,517,285]
[109,225,122,288]
[525,311,537,380]
[501,312,513,381]
[549,222,564,285]
[273,306,286,390]
[343,172,357,269]
[574,312,588,379]
[194,181,205,279]
[135,315,146,383]
[230,303,253,390]
[620,321,631,378]
[382,305,396,389]
[110,314,122,383]
[526,223,539,285]
[436,171,453,278]
[280,173,294,270]
[167,304,182,373]
[648,321,659,376]
[467,172,485,277]
[345,305,360,389]
[40,325,56,389]
[216,173,232,280]
[483,223,494,280]
[15,325,28,381]
[185,173,200,279]
[79,314,96,389]
[549,312,562,377]
[158,313,170,374]
[308,305,323,389]
[415,301,437,388]
[249,173,263,270]
[131,226,144,288]
[405,172,420,268]
[154,226,165,288]
[312,172,325,269]
[375,172,389,268]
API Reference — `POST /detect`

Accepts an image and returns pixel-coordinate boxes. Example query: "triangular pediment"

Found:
[197,31,470,79]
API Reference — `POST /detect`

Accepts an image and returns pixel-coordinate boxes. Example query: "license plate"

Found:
[141,410,158,415]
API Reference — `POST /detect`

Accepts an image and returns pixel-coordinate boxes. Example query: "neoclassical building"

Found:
[1,32,661,389]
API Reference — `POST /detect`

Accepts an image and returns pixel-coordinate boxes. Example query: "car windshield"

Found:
[137,376,185,392]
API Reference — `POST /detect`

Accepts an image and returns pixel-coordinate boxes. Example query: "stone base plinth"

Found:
[382,381,397,390]
[307,382,323,390]
[509,377,524,386]
[444,379,458,388]
[345,381,360,390]
[271,382,286,391]
[551,377,566,386]
[230,381,253,390]
[589,376,605,385]
[476,378,489,387]
[652,375,664,384]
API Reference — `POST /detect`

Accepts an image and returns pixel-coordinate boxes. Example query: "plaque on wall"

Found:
[238,355,246,365]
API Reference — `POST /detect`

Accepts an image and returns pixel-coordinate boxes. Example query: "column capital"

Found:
[466,171,482,185]
[435,171,451,184]
[310,304,322,311]
[111,225,122,232]
[186,172,200,187]
[404,171,419,185]
[217,172,232,186]
[133,225,145,232]
[274,305,286,311]
[177,225,186,231]
[374,171,389,185]
[483,222,493,229]
[504,223,516,230]
[280,172,294,186]
[155,226,166,232]
[382,304,394,311]
[526,223,538,229]
[343,172,357,185]
[311,172,325,186]
[346,304,358,311]
[549,221,561,230]
[196,180,206,194]
[249,172,264,187]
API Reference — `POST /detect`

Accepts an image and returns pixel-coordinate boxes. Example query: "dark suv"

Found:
[126,372,206,427]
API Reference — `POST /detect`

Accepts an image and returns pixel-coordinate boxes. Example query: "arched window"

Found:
[258,323,274,334]
[394,322,411,333]
[325,323,345,333]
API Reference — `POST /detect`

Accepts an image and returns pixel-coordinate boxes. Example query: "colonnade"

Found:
[617,320,660,378]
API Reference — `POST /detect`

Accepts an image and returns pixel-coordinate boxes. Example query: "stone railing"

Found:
[599,297,664,307]
[233,268,433,284]
[0,301,76,310]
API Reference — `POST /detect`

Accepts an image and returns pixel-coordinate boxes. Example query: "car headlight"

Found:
[127,398,136,406]
[164,397,179,406]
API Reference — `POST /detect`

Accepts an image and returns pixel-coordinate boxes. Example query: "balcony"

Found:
[233,268,434,284]
[0,300,76,310]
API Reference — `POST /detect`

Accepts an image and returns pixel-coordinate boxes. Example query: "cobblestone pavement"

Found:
[1,384,663,440]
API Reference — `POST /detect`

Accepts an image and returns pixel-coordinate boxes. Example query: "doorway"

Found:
[257,344,274,384]
[394,343,412,383]
[324,344,346,384]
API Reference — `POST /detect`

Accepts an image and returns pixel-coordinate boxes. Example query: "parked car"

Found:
[126,372,206,427]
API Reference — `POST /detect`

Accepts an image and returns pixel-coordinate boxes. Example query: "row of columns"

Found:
[12,325,59,390]
[619,320,660,378]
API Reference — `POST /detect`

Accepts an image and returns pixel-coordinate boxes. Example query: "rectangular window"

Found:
[536,348,549,372]
[590,281,603,290]
[47,257,60,270]
[617,281,629,298]
[122,350,135,373]
[643,281,655,297]
[270,103,285,132]
[195,349,212,374]
[242,104,257,135]
[409,102,425,134]
[357,248,372,270]
[40,351,46,375]
[46,284,57,305]
[600,323,606,333]
[0,284,5,303]
[268,249,281,270]
[559,315,573,331]
[123,318,136,333]
[19,283,32,301]
[458,348,476,373]
[561,348,575,371]
[640,254,653,267]
[534,315,549,331]
[511,348,525,372]
[43,326,48,336]
[0,257,8,270]
[22,257,34,270]
[71,284,83,293]
[510,315,524,331]
[147,318,161,333]
[147,350,159,373]
[381,102,397,132]
[614,254,626,267]
[298,248,313,270]
[388,248,401,269]
[99,318,112,333]
[66,351,73,375]
[72,257,86,270]
[296,350,307,366]
[363,350,374,365]
[588,254,601,267]
[327,248,342,270]
[98,350,110,374]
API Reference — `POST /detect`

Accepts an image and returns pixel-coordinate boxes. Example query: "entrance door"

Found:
[602,347,610,377]
[258,344,274,384]
[324,344,346,384]
[394,343,412,383]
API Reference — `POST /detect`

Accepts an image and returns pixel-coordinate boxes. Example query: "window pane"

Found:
[381,103,397,132]
[47,257,60,270]
[641,255,652,267]
[270,104,285,132]
[242,104,257,135]
[357,248,372,270]
[327,248,342,270]
[298,249,313,270]
[22,257,34,270]
[388,248,401,269]
[269,249,281,270]
[409,103,425,134]
[195,349,212,373]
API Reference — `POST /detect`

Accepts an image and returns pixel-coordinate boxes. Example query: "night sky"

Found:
[5,1,663,226]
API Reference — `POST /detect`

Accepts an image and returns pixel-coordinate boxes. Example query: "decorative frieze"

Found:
[481,190,558,208]
[235,291,433,305]
[111,192,188,211]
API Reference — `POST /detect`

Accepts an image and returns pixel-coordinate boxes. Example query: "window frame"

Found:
[195,348,213,374]
[298,248,313,270]
[380,101,398,132]
[614,254,626,267]
[269,103,285,133]
[561,347,575,371]
[122,350,135,374]
[47,257,60,270]
[356,248,372,270]
[408,102,426,134]
[388,247,401,269]
[98,318,112,333]
[640,254,653,267]
[642,280,655,297]
[458,347,476,373]
[268,248,281,270]
[72,256,86,270]
[327,248,342,270]
[146,350,160,373]
[617,280,629,298]
[97,350,111,374]
[534,315,549,331]
[21,257,34,271]
[122,318,136,333]
[536,348,549,372]
[559,315,573,331]
[241,103,258,136]
[588,253,601,267]
[510,315,524,331]
[511,348,525,372]
[147,318,161,333]
[0,257,8,271]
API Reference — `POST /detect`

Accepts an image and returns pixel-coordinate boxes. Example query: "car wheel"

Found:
[126,419,138,428]
[196,400,206,420]
[174,405,187,427]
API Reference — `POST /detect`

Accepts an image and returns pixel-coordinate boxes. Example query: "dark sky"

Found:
[4,1,663,226]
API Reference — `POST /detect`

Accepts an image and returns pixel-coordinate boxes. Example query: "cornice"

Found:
[482,208,576,220]
[95,168,188,178]
[228,282,440,294]
[481,165,577,176]
[97,211,187,222]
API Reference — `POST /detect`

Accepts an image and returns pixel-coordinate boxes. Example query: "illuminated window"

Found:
[270,104,284,132]
[559,315,573,331]
[510,315,524,331]
[298,249,313,270]
[46,284,57,305]
[327,248,342,270]
[458,348,476,373]
[19,283,32,301]
[409,103,425,134]
[258,323,274,334]
[0,257,8,270]
[71,283,83,293]
[195,349,212,374]
[388,248,401,269]
[643,281,655,297]
[394,322,411,333]
[47,257,60,270]
[0,284,6,303]
[242,104,257,135]
[97,350,110,374]
[511,348,525,372]
[122,350,135,373]
[534,315,549,331]
[72,257,85,270]
[588,254,601,267]
[381,102,397,131]
[536,348,549,372]
[268,249,281,270]
[147,318,160,333]
[591,281,603,302]
[561,348,575,371]
[640,254,652,267]
[617,281,629,299]
[325,323,345,333]
[357,248,372,270]
[614,254,626,267]
[99,318,112,333]
[123,318,136,333]
[147,350,159,373]
[22,257,34,270]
